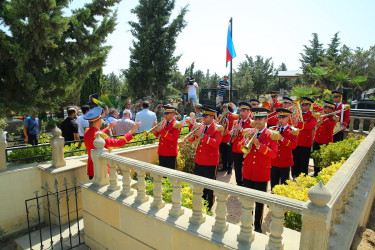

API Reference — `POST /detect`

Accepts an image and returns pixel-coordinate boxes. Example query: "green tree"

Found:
[246,55,276,98]
[300,33,325,69]
[80,69,103,105]
[326,32,341,64]
[0,0,120,116]
[124,0,188,100]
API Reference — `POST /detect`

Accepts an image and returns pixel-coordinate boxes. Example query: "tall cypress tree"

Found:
[124,0,188,100]
[80,69,102,105]
[300,33,325,70]
[0,0,119,116]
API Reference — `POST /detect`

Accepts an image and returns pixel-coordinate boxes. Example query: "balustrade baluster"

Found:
[120,164,134,197]
[359,118,364,132]
[169,178,184,217]
[349,117,354,131]
[151,174,165,209]
[108,161,120,191]
[135,170,149,203]
[189,185,205,224]
[266,206,285,250]
[212,191,228,233]
[369,120,375,132]
[237,198,255,243]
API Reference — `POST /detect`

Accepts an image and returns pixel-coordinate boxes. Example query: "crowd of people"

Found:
[22,76,350,234]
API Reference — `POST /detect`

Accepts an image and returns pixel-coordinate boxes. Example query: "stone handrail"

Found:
[347,116,375,133]
[90,134,332,249]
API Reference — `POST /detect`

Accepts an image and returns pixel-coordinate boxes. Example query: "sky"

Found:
[73,0,375,76]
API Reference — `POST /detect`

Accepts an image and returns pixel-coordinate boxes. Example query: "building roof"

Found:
[277,70,303,78]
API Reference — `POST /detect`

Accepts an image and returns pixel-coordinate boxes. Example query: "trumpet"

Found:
[182,123,204,141]
[240,126,259,155]
[143,120,164,136]
[227,119,240,145]
[312,109,342,120]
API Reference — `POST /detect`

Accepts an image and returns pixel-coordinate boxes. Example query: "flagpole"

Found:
[229,17,233,102]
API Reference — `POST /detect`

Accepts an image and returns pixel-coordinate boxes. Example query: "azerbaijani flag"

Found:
[226,20,236,67]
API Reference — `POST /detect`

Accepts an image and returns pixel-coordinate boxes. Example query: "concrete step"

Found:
[15,219,86,250]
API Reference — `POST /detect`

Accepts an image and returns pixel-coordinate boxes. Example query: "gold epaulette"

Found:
[95,131,109,140]
[270,130,282,140]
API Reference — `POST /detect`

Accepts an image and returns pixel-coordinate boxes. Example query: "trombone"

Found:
[143,120,164,136]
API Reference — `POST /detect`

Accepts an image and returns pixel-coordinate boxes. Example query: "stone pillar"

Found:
[359,118,364,133]
[50,126,66,168]
[120,164,134,198]
[108,161,120,191]
[135,170,149,203]
[151,174,164,209]
[189,184,205,224]
[169,178,184,217]
[300,181,332,250]
[0,129,7,171]
[237,198,255,243]
[92,133,109,186]
[266,206,285,250]
[212,191,229,233]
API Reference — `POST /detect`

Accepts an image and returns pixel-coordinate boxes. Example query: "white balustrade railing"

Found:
[347,116,375,134]
[86,128,375,249]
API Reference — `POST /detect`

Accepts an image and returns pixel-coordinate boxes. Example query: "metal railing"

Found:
[25,178,84,250]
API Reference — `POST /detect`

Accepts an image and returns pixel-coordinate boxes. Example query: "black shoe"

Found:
[227,169,232,175]
[255,228,262,233]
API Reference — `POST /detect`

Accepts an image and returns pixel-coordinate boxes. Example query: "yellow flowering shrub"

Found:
[272,159,345,230]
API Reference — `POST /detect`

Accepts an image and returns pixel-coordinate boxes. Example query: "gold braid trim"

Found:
[95,132,109,140]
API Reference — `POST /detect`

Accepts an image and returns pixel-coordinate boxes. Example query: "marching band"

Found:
[135,90,350,232]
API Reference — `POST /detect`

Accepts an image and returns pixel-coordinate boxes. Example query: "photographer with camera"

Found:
[186,76,198,105]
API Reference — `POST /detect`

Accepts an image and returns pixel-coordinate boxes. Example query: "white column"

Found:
[50,126,66,168]
[189,184,205,224]
[120,164,134,197]
[0,129,7,171]
[151,174,165,209]
[300,181,331,249]
[135,170,149,203]
[237,198,255,243]
[92,134,109,186]
[369,120,375,132]
[266,206,285,250]
[359,118,364,133]
[108,161,120,191]
[169,178,184,217]
[212,191,228,233]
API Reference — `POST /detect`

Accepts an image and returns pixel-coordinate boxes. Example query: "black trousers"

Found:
[312,142,323,176]
[159,155,176,170]
[242,179,268,232]
[232,152,244,186]
[292,146,311,178]
[28,134,38,146]
[219,143,232,171]
[270,166,290,190]
[194,164,217,210]
[333,131,344,142]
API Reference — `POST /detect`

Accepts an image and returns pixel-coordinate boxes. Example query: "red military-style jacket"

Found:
[267,100,283,126]
[313,115,336,145]
[271,125,298,168]
[334,102,350,133]
[238,127,278,182]
[189,122,223,166]
[231,116,254,153]
[294,111,317,147]
[221,112,236,143]
[154,118,181,156]
[84,126,133,177]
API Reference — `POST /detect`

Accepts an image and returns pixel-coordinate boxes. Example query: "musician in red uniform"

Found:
[292,97,317,178]
[250,98,260,108]
[238,107,278,233]
[218,102,236,174]
[332,91,350,142]
[313,100,337,176]
[270,108,298,189]
[267,91,283,127]
[282,96,293,108]
[84,107,140,179]
[230,102,254,186]
[189,105,223,210]
[153,105,181,169]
